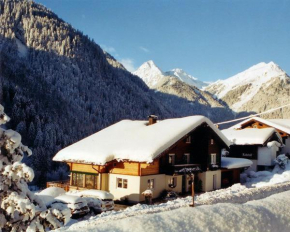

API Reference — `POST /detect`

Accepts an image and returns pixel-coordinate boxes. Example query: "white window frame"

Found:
[211,139,214,145]
[147,179,154,189]
[117,178,128,189]
[211,153,217,165]
[169,154,175,165]
[184,153,190,164]
[186,136,191,143]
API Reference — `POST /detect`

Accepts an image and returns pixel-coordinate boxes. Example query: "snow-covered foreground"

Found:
[55,163,290,231]
[58,190,290,232]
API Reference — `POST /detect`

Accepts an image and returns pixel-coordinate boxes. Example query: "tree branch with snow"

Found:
[0,105,70,231]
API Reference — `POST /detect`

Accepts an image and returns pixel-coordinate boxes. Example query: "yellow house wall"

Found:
[101,173,109,191]
[139,174,166,201]
[165,175,183,193]
[198,170,221,192]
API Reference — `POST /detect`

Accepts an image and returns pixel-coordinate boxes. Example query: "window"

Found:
[113,162,117,167]
[211,153,217,165]
[211,139,214,145]
[186,136,191,143]
[85,174,98,189]
[71,172,98,189]
[184,153,190,164]
[169,154,175,165]
[147,179,154,189]
[117,178,128,189]
[168,177,177,188]
[72,172,84,187]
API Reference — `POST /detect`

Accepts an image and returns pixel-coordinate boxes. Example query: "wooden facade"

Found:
[159,123,226,175]
[68,160,160,177]
[228,145,258,160]
[240,120,288,138]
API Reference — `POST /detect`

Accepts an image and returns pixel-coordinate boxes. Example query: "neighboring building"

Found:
[53,115,231,202]
[222,128,283,171]
[221,157,253,188]
[231,117,290,154]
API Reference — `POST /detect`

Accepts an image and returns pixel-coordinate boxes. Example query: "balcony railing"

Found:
[46,180,70,192]
[173,164,202,173]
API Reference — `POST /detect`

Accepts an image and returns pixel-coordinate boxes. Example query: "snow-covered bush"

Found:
[275,154,289,170]
[0,105,70,231]
[142,189,153,197]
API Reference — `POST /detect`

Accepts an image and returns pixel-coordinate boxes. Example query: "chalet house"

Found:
[53,115,232,203]
[231,117,290,155]
[222,128,283,172]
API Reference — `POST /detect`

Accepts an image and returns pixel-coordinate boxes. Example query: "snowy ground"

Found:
[57,190,290,232]
[55,162,290,232]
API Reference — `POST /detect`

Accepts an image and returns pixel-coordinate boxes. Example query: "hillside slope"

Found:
[205,62,290,118]
[0,0,175,185]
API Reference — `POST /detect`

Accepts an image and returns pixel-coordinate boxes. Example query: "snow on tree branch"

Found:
[0,105,71,231]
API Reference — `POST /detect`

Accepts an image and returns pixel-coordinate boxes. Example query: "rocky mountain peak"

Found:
[133,60,164,87]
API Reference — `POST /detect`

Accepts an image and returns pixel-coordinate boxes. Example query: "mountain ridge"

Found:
[205,61,290,117]
[133,60,228,111]
[133,60,208,89]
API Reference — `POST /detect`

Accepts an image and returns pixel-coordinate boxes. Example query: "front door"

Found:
[182,175,186,194]
[213,174,217,190]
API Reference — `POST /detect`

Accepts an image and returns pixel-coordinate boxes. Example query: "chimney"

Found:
[148,115,158,125]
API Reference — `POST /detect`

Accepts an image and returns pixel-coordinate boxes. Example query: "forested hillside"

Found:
[0,0,233,186]
[0,0,175,185]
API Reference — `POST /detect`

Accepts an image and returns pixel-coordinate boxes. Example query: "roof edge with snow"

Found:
[53,116,230,165]
[231,117,290,135]
[221,157,253,169]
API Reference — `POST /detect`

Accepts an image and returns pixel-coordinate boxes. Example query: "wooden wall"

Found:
[140,160,159,176]
[228,145,258,160]
[67,160,159,176]
[242,121,288,137]
[68,163,106,173]
[158,123,228,174]
[107,161,139,175]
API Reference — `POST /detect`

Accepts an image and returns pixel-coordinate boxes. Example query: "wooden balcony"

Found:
[46,180,70,191]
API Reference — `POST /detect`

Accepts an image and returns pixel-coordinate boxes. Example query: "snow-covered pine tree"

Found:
[0,105,71,231]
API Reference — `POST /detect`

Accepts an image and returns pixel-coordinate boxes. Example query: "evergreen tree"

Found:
[0,105,71,231]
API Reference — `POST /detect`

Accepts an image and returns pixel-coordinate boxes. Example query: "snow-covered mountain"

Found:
[133,60,164,87]
[206,62,290,115]
[165,68,208,89]
[133,60,208,89]
[133,61,227,110]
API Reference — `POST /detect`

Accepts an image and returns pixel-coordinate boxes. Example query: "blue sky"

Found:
[36,0,290,82]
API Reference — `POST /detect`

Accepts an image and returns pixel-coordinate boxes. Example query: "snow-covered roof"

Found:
[53,116,230,165]
[222,128,282,145]
[221,157,253,169]
[231,117,290,135]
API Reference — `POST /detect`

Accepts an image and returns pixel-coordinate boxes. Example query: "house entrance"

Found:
[213,174,217,190]
[182,175,186,194]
